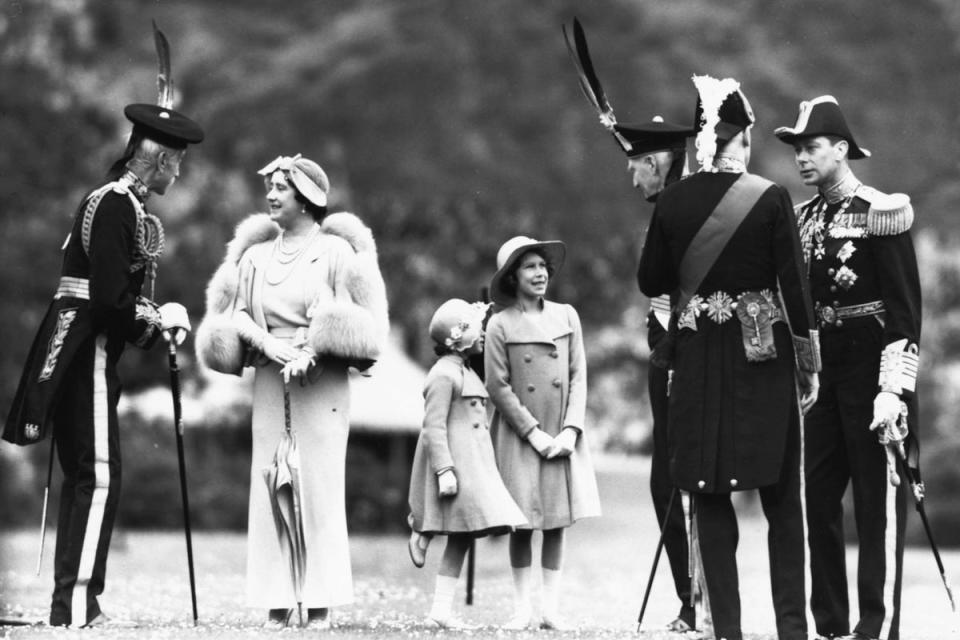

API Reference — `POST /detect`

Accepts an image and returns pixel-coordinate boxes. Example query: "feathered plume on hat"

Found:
[692,75,741,172]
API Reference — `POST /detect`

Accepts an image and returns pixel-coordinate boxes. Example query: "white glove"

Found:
[526,427,557,458]
[158,302,191,345]
[869,391,902,432]
[261,335,300,366]
[437,469,458,497]
[548,427,579,459]
[280,351,316,384]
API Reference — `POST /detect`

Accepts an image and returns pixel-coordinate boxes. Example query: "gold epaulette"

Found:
[858,185,914,236]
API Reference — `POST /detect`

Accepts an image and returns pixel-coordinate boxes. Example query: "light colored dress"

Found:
[196,212,388,610]
[408,354,527,536]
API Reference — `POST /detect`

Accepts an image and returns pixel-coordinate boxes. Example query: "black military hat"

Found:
[123,103,204,149]
[773,95,870,159]
[613,117,694,158]
[693,81,755,145]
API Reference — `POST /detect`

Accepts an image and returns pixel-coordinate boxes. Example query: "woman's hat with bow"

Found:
[258,154,330,207]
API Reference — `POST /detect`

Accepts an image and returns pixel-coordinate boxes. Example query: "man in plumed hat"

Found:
[638,76,820,640]
[612,116,700,633]
[775,96,921,640]
[3,101,203,627]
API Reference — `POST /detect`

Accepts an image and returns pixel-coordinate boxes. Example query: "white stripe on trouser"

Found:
[71,335,110,626]
[880,477,898,639]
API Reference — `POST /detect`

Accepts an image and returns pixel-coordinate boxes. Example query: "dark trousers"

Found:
[49,335,122,627]
[695,412,807,640]
[648,362,694,626]
[805,355,906,640]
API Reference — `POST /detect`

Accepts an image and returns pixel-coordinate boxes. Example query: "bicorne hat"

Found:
[693,81,755,146]
[123,103,204,150]
[489,236,566,306]
[613,117,694,158]
[773,95,871,159]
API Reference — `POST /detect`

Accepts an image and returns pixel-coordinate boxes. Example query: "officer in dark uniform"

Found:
[638,76,820,640]
[3,103,203,627]
[775,96,921,640]
[613,117,699,632]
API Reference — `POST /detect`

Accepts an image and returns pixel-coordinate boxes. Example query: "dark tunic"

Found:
[4,180,161,445]
[637,171,815,493]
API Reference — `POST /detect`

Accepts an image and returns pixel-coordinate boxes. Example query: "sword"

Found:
[35,437,55,575]
[893,444,956,611]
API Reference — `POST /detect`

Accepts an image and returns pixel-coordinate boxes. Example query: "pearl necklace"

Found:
[266,225,319,285]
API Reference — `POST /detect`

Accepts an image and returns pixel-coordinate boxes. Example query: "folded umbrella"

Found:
[262,380,308,627]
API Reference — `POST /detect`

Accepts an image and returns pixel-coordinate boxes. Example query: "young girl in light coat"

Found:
[484,236,601,630]
[407,298,527,629]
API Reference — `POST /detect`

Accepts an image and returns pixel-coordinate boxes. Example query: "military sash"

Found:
[676,173,773,311]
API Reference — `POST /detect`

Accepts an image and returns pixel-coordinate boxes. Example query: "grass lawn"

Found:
[2,456,958,639]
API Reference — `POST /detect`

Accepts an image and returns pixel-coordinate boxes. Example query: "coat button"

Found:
[524,354,533,363]
[552,379,561,388]
[527,384,535,392]
[473,422,480,429]
[550,350,559,358]
[827,268,836,276]
[829,285,838,293]
[470,399,478,406]
[729,479,738,488]
[836,319,844,327]
[697,480,706,489]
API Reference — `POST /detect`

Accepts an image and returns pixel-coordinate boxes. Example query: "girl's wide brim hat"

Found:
[773,95,871,160]
[258,154,330,207]
[489,236,566,306]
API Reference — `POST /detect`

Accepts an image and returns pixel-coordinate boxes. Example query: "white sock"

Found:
[428,574,459,620]
[511,566,533,620]
[542,567,562,619]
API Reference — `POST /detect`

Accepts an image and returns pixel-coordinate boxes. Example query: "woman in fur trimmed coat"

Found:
[195,155,388,628]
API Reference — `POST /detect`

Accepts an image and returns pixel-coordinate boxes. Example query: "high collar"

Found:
[820,168,861,204]
[119,171,151,201]
[713,154,746,174]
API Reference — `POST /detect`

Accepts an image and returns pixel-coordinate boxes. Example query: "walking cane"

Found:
[35,437,55,575]
[636,486,678,631]
[167,338,199,624]
[893,444,956,611]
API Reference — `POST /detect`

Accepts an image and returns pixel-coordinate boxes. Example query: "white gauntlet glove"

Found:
[869,391,902,433]
[526,427,557,458]
[437,469,458,497]
[158,302,191,345]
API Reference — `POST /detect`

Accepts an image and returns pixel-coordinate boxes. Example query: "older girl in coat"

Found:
[484,236,601,630]
[195,154,388,628]
[407,298,527,629]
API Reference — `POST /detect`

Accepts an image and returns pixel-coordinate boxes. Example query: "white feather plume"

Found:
[692,75,740,172]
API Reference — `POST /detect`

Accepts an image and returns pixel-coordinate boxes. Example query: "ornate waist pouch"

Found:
[678,288,784,363]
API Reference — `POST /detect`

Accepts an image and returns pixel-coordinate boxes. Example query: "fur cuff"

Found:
[195,313,245,375]
[308,300,383,361]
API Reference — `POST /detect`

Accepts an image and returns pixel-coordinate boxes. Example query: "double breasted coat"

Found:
[408,354,527,535]
[484,301,601,529]
[637,171,818,493]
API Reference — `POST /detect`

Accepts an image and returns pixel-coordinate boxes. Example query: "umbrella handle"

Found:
[283,380,292,434]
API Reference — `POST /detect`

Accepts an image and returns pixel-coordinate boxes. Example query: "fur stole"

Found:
[195,212,389,375]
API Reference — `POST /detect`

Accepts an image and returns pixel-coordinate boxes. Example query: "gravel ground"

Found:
[2,456,958,639]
